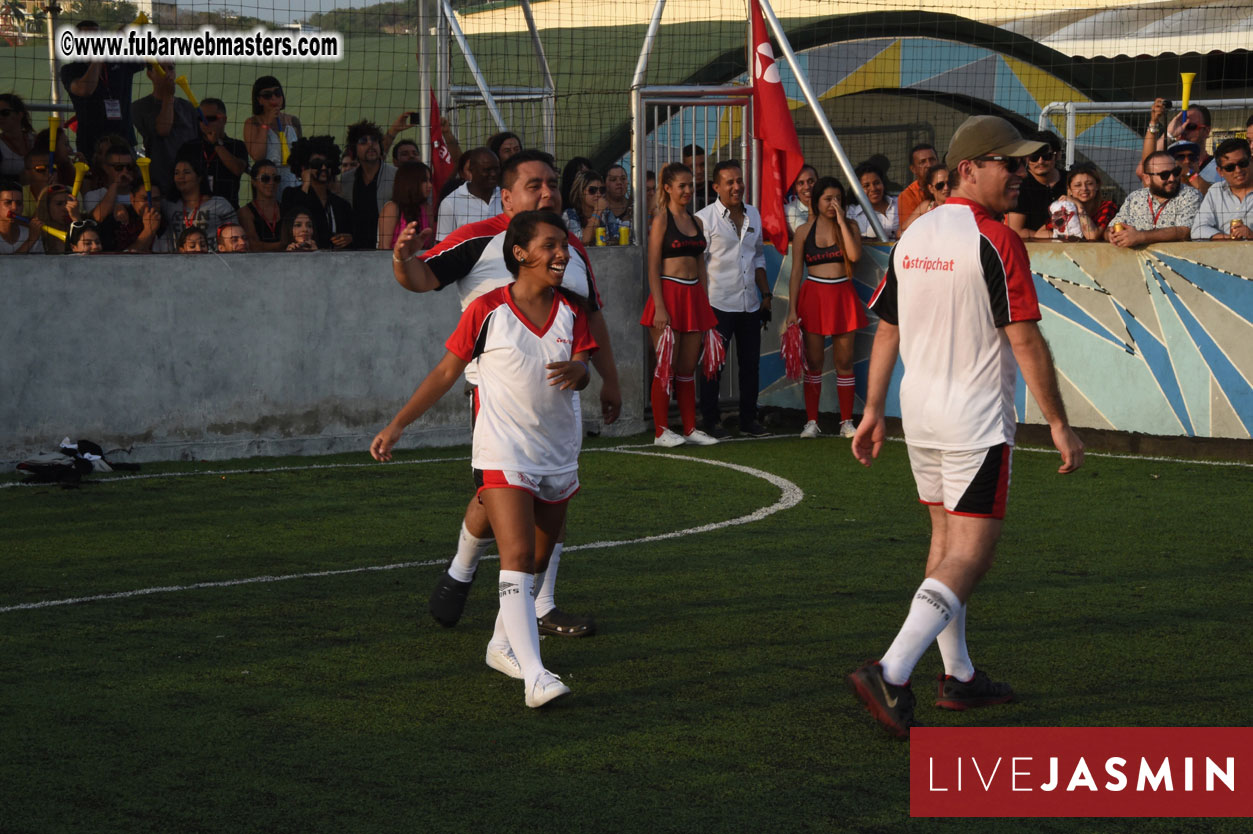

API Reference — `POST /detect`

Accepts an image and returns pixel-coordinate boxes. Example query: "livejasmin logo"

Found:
[910,727,1252,818]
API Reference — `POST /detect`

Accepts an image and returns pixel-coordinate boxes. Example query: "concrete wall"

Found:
[4,240,1251,466]
[1,248,647,464]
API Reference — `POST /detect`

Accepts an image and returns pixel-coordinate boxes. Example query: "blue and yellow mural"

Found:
[761,243,1253,440]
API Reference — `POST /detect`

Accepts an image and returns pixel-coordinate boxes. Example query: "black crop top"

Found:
[803,221,844,266]
[661,210,707,260]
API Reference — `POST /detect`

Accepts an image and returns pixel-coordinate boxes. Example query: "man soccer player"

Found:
[391,149,621,639]
[848,116,1084,738]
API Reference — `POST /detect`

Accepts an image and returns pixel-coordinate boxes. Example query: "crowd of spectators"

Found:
[3,65,1252,256]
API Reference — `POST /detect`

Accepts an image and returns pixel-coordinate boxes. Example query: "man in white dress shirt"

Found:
[435,147,501,241]
[695,160,772,437]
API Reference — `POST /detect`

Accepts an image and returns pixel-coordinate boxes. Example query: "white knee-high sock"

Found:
[489,609,509,651]
[498,570,543,684]
[534,545,561,617]
[879,577,961,686]
[936,601,974,682]
[449,522,494,583]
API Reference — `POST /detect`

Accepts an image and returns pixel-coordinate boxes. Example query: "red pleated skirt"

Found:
[640,276,719,332]
[796,278,868,336]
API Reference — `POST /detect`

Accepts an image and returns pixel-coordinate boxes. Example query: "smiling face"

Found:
[956,155,1026,215]
[666,171,694,207]
[1217,147,1252,190]
[1067,172,1098,205]
[180,230,207,253]
[1145,155,1182,200]
[859,171,885,208]
[927,169,950,203]
[713,165,745,209]
[513,221,570,288]
[794,167,817,205]
[218,224,249,252]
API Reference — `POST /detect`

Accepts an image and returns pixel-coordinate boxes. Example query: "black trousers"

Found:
[700,307,761,427]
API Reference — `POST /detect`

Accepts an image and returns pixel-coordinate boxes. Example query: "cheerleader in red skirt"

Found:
[641,162,720,447]
[785,176,866,439]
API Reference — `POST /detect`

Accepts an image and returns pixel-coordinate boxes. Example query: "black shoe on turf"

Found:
[848,661,917,739]
[702,423,731,440]
[739,420,770,438]
[428,568,474,628]
[935,669,1014,710]
[537,608,596,637]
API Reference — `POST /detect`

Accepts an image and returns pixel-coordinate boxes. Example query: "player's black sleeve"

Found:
[869,245,900,326]
[422,235,492,291]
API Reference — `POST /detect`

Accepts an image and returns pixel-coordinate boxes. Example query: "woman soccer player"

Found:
[641,162,720,447]
[371,210,596,709]
[786,176,865,438]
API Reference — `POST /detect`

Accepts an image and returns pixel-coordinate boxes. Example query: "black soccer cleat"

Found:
[536,608,596,638]
[428,567,474,628]
[935,669,1014,711]
[848,661,917,739]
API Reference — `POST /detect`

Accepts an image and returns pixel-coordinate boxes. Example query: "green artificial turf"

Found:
[1,435,1250,833]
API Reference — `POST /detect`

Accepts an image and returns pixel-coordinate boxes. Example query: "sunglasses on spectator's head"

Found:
[1027,150,1055,162]
[254,173,278,183]
[1150,167,1183,180]
[1219,157,1251,172]
[70,219,97,233]
[586,185,605,194]
[258,88,283,100]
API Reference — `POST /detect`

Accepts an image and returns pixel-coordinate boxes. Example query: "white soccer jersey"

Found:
[446,286,598,474]
[869,197,1041,451]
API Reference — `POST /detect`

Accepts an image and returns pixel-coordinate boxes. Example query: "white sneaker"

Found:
[486,645,523,679]
[525,670,571,708]
[800,420,821,439]
[683,428,719,446]
[839,419,856,438]
[654,428,685,448]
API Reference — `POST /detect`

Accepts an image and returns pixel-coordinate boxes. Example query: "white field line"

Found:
[0,448,803,614]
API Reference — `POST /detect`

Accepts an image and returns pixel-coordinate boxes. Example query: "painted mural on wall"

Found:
[761,243,1253,440]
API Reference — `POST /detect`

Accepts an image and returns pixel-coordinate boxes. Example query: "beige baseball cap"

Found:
[944,116,1047,168]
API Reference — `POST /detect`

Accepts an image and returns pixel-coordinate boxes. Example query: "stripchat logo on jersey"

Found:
[900,255,956,272]
[910,727,1251,818]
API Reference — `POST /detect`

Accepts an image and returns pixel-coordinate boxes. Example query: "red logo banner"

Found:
[911,727,1252,818]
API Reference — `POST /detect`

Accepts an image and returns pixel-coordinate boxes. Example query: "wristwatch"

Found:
[1147,122,1162,135]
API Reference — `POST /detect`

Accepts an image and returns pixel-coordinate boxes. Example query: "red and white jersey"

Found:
[446,286,599,474]
[420,213,602,313]
[869,197,1041,451]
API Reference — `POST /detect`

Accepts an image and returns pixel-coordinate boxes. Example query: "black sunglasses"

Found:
[586,185,605,195]
[931,179,950,190]
[1219,157,1251,173]
[974,155,1025,170]
[1027,150,1056,162]
[0,108,16,118]
[1150,167,1183,180]
[307,160,330,170]
[110,163,133,172]
[254,173,279,183]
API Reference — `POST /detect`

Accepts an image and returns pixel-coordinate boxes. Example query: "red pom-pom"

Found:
[782,320,805,381]
[700,328,726,380]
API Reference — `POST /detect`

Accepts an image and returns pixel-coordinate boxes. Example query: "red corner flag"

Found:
[429,91,456,198]
[751,0,804,253]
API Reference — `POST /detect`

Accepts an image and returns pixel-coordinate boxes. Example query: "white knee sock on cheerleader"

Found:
[534,545,561,617]
[879,577,961,686]
[498,570,543,684]
[449,521,494,583]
